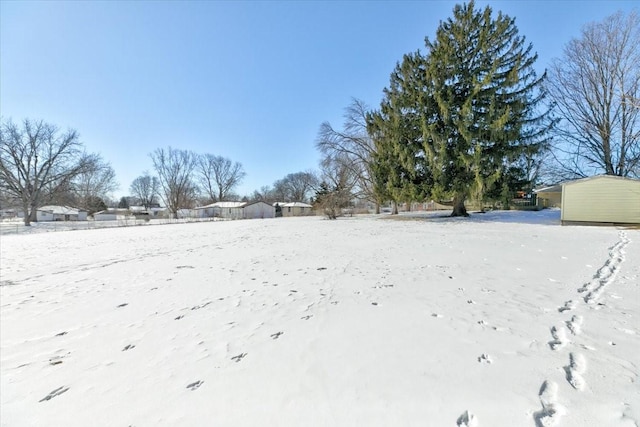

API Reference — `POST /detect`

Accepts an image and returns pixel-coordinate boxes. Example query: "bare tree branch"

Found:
[0,118,91,225]
[196,154,246,202]
[546,10,640,178]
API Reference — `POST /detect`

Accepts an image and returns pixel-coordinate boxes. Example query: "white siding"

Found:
[561,176,640,224]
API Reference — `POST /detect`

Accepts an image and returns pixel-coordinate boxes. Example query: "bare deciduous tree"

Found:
[272,171,318,203]
[316,98,380,211]
[196,154,246,202]
[248,185,275,204]
[130,172,160,209]
[546,10,640,178]
[150,147,198,218]
[0,119,93,225]
[314,153,357,219]
[70,155,118,213]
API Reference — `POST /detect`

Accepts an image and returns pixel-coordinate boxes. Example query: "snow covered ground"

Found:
[1,210,638,426]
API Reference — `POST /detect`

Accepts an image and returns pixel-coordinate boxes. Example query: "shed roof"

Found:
[534,184,562,193]
[562,174,640,187]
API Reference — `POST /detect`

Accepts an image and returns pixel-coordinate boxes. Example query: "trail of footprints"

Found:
[536,231,629,425]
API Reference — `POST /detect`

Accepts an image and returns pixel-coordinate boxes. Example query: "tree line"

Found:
[2,2,637,223]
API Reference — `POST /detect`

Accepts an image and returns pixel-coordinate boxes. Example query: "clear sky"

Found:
[1,0,637,200]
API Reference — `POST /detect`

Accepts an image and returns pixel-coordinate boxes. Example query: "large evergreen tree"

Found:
[372,1,552,216]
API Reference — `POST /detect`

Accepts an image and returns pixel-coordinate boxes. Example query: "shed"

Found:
[243,201,275,219]
[561,175,640,225]
[37,205,87,221]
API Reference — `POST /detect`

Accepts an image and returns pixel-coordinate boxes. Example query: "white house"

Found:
[278,202,314,217]
[36,206,87,222]
[195,201,275,220]
[195,201,246,219]
[243,201,275,219]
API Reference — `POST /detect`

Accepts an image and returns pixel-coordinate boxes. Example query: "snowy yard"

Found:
[1,211,638,426]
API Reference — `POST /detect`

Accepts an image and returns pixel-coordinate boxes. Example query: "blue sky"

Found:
[1,1,637,200]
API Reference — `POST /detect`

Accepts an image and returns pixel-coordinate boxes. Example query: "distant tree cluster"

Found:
[314,1,638,217]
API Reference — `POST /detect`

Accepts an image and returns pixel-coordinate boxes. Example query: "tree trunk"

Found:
[374,202,380,214]
[22,201,31,226]
[450,195,468,217]
[392,201,398,215]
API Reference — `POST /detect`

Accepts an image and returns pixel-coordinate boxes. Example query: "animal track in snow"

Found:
[117,303,128,308]
[231,353,247,363]
[301,315,313,320]
[564,352,586,391]
[270,332,284,340]
[456,410,478,427]
[477,353,492,364]
[186,380,203,391]
[566,315,583,335]
[122,344,136,351]
[548,326,568,350]
[534,380,565,426]
[39,386,70,402]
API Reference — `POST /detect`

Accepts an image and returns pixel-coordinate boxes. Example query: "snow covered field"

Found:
[1,210,638,426]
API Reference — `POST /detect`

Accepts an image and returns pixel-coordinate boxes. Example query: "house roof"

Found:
[244,201,274,208]
[38,205,85,215]
[281,202,313,208]
[196,201,247,209]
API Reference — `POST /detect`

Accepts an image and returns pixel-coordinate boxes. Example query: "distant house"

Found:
[37,205,87,222]
[93,209,126,221]
[195,201,275,220]
[561,175,640,225]
[534,184,563,208]
[278,202,314,217]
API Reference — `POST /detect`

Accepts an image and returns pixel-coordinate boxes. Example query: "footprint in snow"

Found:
[566,315,583,335]
[548,326,568,350]
[564,352,586,390]
[122,344,136,351]
[271,332,284,340]
[301,315,313,320]
[456,410,478,427]
[558,300,576,313]
[117,303,128,308]
[534,380,565,427]
[39,386,70,402]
